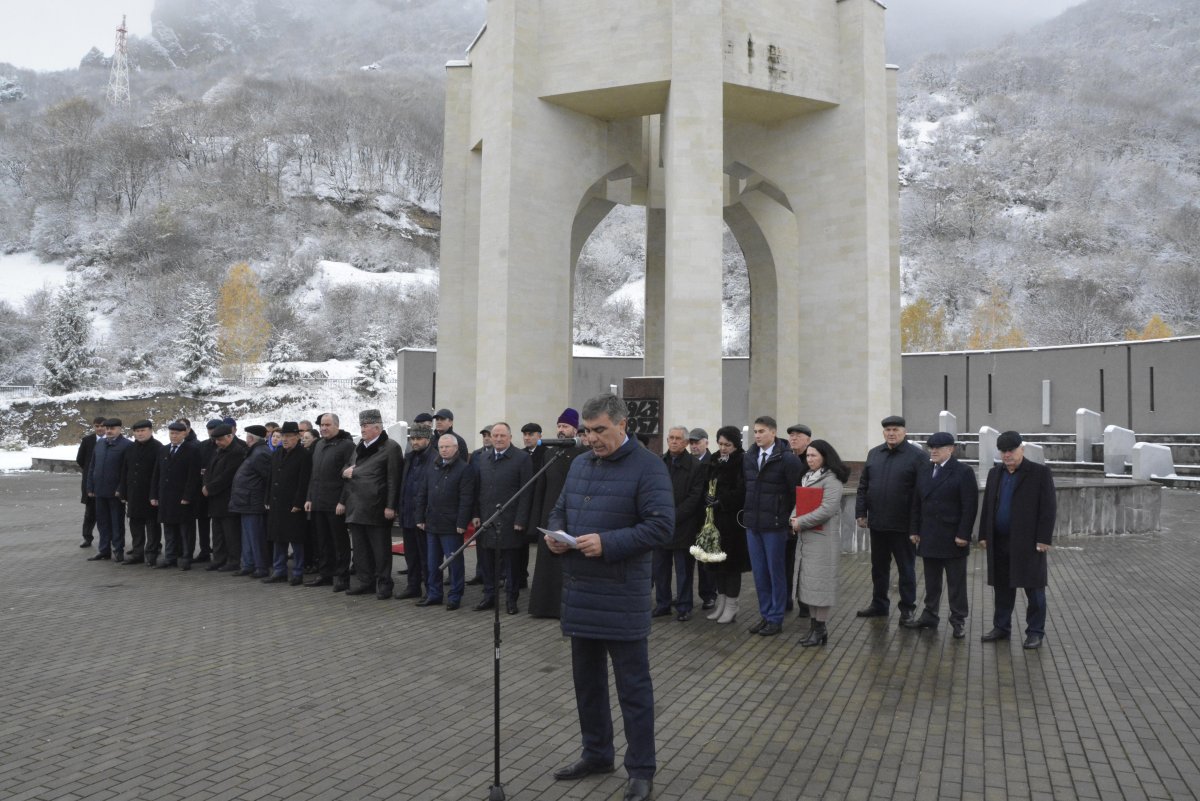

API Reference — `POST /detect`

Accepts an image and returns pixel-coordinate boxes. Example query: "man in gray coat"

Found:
[338,408,404,599]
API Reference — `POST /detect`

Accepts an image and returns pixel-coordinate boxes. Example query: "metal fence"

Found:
[0,385,39,398]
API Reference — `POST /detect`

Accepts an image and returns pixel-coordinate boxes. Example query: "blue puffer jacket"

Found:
[87,435,132,498]
[549,437,674,641]
[742,437,804,530]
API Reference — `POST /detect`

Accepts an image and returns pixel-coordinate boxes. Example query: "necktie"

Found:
[171,445,178,456]
[932,464,940,480]
[759,451,767,471]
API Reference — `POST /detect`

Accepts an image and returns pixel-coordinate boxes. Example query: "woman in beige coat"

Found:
[790,439,850,647]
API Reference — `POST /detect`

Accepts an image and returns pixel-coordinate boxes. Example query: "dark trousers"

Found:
[401,526,426,593]
[128,516,160,561]
[746,528,789,625]
[652,548,695,613]
[312,511,351,580]
[515,538,531,588]
[163,515,195,565]
[303,518,317,569]
[81,497,96,543]
[240,514,267,572]
[571,637,656,780]
[785,534,797,604]
[95,497,126,556]
[992,545,1047,636]
[921,554,968,624]
[195,515,211,557]
[272,541,304,578]
[426,532,464,604]
[697,562,717,603]
[869,528,917,613]
[349,523,393,594]
[715,570,742,598]
[478,546,519,601]
[212,515,241,568]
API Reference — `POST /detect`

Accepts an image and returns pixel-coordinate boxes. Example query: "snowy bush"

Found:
[174,291,222,395]
[40,282,98,395]
[352,324,391,398]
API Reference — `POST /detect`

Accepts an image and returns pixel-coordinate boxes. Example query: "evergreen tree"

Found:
[352,324,391,397]
[263,330,302,387]
[40,282,97,396]
[174,291,222,394]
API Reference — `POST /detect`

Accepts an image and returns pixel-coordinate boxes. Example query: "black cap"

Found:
[996,431,1023,451]
[521,422,542,434]
[131,419,153,430]
[167,421,188,432]
[244,424,268,438]
[280,421,301,434]
[433,408,454,420]
[881,415,906,428]
[787,424,812,436]
[927,432,955,448]
[103,418,123,428]
[413,412,434,423]
[211,424,233,438]
[205,418,223,430]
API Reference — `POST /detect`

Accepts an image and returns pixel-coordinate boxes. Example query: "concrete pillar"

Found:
[661,0,724,429]
[1075,408,1103,462]
[644,207,666,377]
[938,410,957,436]
[978,426,1000,484]
[1103,425,1136,476]
[1023,442,1045,464]
[1131,442,1176,480]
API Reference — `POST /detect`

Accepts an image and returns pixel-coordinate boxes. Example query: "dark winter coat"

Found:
[150,440,203,525]
[549,436,675,641]
[229,441,272,515]
[119,437,164,519]
[76,432,97,503]
[913,456,979,559]
[307,430,355,512]
[662,450,706,550]
[473,447,534,549]
[980,458,1056,589]
[418,453,477,536]
[399,443,435,528]
[267,444,312,544]
[340,431,403,527]
[742,437,804,531]
[441,427,470,461]
[194,437,218,518]
[87,435,132,498]
[709,450,749,573]
[204,438,248,518]
[527,444,589,619]
[855,439,925,532]
[531,445,590,529]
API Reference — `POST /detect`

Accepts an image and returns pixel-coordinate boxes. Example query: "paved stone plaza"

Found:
[2,471,1199,801]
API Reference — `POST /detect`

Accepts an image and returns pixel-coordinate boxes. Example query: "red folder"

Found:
[795,487,825,531]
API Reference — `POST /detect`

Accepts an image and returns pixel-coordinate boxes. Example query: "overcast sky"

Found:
[1,0,1086,73]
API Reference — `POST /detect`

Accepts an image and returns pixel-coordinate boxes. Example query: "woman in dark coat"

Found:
[705,425,748,624]
[265,423,313,584]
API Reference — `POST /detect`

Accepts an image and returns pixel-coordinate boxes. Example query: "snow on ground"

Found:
[572,344,606,356]
[606,277,646,312]
[0,445,77,472]
[0,252,70,306]
[300,260,437,297]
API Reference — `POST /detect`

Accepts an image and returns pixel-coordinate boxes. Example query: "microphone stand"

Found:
[441,446,570,801]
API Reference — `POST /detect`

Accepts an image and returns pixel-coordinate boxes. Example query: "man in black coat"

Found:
[202,424,248,571]
[151,421,203,570]
[979,431,1056,649]
[652,426,706,622]
[472,422,534,614]
[118,420,164,566]
[854,415,926,625]
[75,416,106,548]
[305,413,356,591]
[416,433,478,610]
[192,418,222,563]
[395,422,435,599]
[229,426,272,577]
[904,432,979,639]
[528,408,588,618]
[339,409,404,598]
[264,422,313,586]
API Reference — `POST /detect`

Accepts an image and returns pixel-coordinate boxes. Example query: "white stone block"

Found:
[938,410,957,436]
[1075,408,1103,462]
[1104,425,1136,476]
[1023,442,1045,464]
[1131,442,1176,480]
[977,426,1000,484]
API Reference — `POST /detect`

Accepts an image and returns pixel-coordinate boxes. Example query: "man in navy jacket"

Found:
[546,394,673,801]
[905,432,979,638]
[86,418,132,561]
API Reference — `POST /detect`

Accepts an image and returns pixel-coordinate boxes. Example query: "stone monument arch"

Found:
[438,0,900,455]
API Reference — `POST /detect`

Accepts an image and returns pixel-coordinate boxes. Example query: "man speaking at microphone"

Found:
[546,393,674,801]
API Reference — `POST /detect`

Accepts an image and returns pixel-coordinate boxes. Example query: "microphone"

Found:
[538,436,585,447]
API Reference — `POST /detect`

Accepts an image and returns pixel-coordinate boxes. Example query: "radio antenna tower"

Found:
[106,15,131,108]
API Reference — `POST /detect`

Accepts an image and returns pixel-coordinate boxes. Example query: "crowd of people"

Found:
[72,394,1056,801]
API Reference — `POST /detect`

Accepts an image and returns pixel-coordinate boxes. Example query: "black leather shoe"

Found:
[623,778,653,801]
[345,585,373,595]
[217,564,235,571]
[676,611,692,622]
[475,598,496,611]
[981,628,1010,642]
[251,571,269,579]
[416,597,441,607]
[87,553,111,561]
[1023,634,1044,649]
[466,576,484,586]
[376,590,392,600]
[898,610,916,626]
[290,576,304,586]
[952,622,965,639]
[701,599,716,611]
[262,574,288,584]
[445,601,460,611]
[651,606,672,618]
[120,557,142,565]
[80,540,93,548]
[332,580,349,592]
[113,553,125,563]
[193,553,211,563]
[231,569,251,576]
[902,613,938,630]
[205,562,223,571]
[306,577,333,587]
[180,560,191,571]
[856,606,887,617]
[748,619,767,634]
[153,561,176,569]
[758,622,782,636]
[395,587,422,600]
[552,758,616,781]
[506,599,519,615]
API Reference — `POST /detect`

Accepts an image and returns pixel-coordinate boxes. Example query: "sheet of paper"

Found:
[537,527,578,548]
